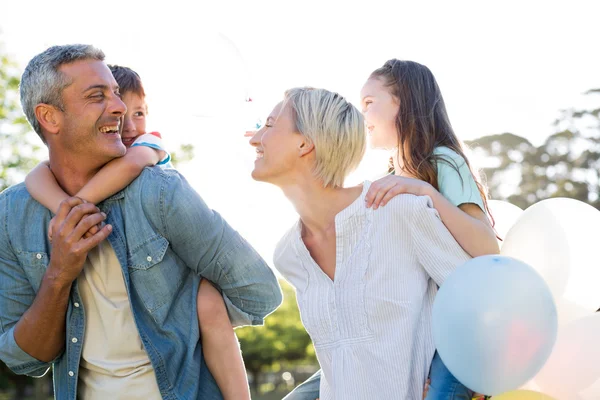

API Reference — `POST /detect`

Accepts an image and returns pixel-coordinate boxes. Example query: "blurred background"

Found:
[1,0,599,398]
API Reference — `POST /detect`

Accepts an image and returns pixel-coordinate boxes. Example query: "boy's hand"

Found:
[365,175,433,210]
[48,216,57,242]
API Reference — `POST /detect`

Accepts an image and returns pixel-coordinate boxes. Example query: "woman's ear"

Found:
[35,104,62,137]
[298,138,315,157]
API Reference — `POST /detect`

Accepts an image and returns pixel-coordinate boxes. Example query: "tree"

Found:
[0,43,43,192]
[0,40,52,400]
[237,280,316,393]
[466,89,600,210]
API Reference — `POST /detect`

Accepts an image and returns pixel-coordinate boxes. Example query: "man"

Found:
[0,44,282,400]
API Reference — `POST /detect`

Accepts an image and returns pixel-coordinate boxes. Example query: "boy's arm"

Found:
[25,161,69,214]
[76,146,162,203]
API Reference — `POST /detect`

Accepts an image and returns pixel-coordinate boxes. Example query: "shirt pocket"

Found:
[127,235,185,318]
[128,235,169,271]
[15,250,49,293]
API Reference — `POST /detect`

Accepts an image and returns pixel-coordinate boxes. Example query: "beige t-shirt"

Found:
[77,240,162,400]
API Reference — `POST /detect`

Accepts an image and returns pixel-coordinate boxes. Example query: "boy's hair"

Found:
[283,87,365,188]
[108,65,145,98]
[20,44,105,143]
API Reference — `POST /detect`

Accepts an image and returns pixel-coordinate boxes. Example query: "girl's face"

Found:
[360,77,399,150]
[249,101,306,186]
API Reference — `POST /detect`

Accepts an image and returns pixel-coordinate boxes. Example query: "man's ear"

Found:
[298,138,315,157]
[35,103,62,136]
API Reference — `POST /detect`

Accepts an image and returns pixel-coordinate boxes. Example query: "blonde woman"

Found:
[249,87,471,399]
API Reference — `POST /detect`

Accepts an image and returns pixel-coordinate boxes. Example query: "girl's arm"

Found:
[365,175,499,257]
[422,187,499,257]
[76,146,163,204]
[25,161,69,214]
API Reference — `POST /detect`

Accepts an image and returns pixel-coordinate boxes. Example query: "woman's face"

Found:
[360,77,399,150]
[249,101,306,185]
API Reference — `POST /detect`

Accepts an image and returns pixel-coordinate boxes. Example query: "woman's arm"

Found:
[25,161,69,214]
[76,146,162,203]
[365,175,499,257]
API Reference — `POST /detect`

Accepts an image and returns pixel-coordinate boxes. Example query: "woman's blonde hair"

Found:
[283,87,365,188]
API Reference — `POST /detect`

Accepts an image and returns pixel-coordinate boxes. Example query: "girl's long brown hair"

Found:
[370,59,494,225]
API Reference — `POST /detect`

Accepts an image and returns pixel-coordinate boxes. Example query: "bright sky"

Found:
[1,0,599,265]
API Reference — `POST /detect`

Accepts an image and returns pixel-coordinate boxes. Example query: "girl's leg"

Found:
[197,279,251,400]
[425,351,474,400]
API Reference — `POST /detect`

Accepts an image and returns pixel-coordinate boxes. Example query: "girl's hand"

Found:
[365,175,433,209]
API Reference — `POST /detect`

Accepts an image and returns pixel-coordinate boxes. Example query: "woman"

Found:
[249,87,471,399]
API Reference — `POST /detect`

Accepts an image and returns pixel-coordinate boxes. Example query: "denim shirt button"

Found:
[68,371,74,377]
[146,256,152,262]
[71,337,78,343]
[36,253,42,259]
[74,302,80,308]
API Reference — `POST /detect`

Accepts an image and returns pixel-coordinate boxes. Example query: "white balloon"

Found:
[501,198,600,316]
[533,313,600,399]
[433,255,557,396]
[488,200,523,248]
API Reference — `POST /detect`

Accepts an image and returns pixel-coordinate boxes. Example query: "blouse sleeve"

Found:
[409,194,471,286]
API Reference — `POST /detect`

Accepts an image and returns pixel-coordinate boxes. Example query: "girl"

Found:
[361,59,499,399]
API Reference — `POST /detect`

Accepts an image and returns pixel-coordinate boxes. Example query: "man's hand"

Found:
[47,197,112,284]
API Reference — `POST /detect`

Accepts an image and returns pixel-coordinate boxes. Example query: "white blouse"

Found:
[274,182,471,400]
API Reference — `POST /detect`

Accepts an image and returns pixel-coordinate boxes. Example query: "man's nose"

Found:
[109,93,127,116]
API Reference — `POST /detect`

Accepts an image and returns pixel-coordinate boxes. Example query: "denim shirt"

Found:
[0,167,282,400]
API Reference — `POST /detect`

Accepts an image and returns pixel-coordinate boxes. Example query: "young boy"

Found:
[25,65,251,400]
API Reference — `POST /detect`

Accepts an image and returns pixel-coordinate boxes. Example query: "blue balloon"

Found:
[432,255,557,396]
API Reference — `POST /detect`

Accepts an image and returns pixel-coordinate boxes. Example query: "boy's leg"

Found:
[282,370,321,400]
[198,279,250,400]
[425,351,474,400]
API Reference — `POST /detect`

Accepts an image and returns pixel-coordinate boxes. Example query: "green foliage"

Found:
[466,89,600,210]
[170,143,195,167]
[237,280,316,390]
[0,46,43,192]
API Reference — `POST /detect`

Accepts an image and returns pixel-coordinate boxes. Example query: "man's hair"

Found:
[20,44,105,143]
[283,87,366,188]
[108,65,145,98]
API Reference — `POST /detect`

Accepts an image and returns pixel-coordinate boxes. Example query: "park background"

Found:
[1,0,599,398]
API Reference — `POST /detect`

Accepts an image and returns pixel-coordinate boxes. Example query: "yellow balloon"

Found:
[491,390,557,400]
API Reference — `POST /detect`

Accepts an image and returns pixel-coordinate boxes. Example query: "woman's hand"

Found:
[365,175,433,209]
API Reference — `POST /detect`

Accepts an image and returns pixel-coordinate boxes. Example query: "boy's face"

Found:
[120,91,147,147]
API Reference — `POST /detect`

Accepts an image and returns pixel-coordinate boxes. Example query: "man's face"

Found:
[57,59,127,164]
